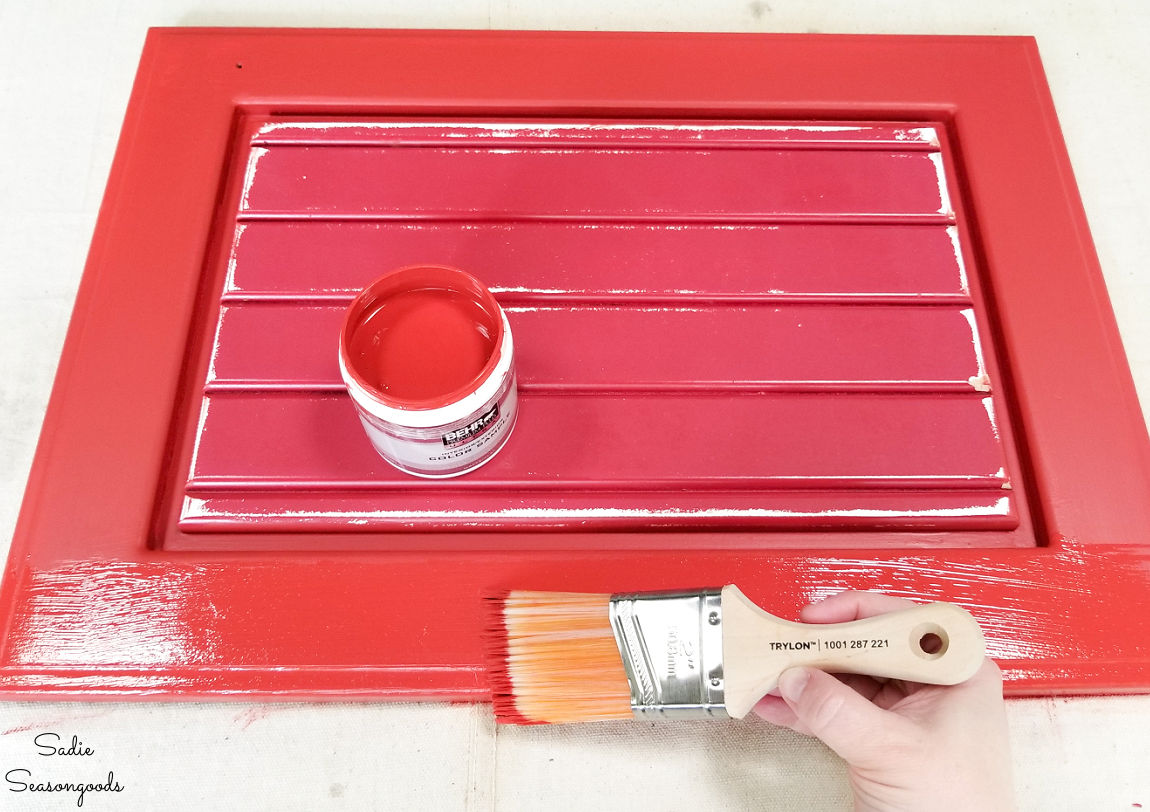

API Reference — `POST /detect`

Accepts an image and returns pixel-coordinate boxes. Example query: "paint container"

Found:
[339,265,518,478]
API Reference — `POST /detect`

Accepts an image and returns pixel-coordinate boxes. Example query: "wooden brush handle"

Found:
[721,585,986,719]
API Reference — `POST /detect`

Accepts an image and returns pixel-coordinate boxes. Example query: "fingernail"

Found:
[778,668,810,702]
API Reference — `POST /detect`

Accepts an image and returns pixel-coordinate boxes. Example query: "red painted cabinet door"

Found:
[2,30,1149,699]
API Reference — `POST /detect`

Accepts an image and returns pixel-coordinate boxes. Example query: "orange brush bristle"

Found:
[483,591,633,724]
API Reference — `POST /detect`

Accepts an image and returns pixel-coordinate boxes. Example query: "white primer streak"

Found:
[982,396,1001,440]
[489,286,569,295]
[187,399,213,480]
[239,147,269,211]
[255,121,884,137]
[928,152,954,217]
[894,126,940,146]
[223,223,247,294]
[959,308,991,394]
[946,226,970,296]
[204,307,229,384]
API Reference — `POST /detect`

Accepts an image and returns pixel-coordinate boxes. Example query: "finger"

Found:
[799,590,920,623]
[751,696,817,737]
[777,667,912,766]
[751,694,799,728]
[836,672,886,702]
[949,658,1006,707]
[971,657,1004,689]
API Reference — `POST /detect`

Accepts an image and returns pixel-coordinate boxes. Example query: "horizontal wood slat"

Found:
[225,222,969,298]
[190,392,1009,485]
[208,302,987,390]
[240,147,950,219]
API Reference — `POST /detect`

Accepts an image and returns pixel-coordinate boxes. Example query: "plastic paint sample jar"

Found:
[338,265,518,478]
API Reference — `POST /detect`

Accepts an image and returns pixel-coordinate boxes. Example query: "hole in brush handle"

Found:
[911,622,949,659]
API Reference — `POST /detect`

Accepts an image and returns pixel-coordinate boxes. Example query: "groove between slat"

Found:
[202,381,991,395]
[184,477,1010,493]
[249,139,941,152]
[218,292,976,306]
[234,212,958,225]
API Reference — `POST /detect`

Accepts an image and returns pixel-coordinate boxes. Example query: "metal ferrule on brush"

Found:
[608,589,727,719]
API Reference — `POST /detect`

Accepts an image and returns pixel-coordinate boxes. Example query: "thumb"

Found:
[777,667,906,766]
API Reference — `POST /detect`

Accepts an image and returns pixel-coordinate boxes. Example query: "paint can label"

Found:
[356,373,518,478]
[443,403,501,448]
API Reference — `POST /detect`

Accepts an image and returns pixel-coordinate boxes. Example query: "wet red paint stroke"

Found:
[1,540,1147,697]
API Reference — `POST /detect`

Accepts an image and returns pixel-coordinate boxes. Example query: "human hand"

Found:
[753,591,1014,812]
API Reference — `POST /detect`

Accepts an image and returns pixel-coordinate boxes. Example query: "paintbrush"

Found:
[484,586,985,724]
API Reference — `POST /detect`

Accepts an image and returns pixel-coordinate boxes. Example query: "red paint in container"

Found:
[339,265,518,477]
